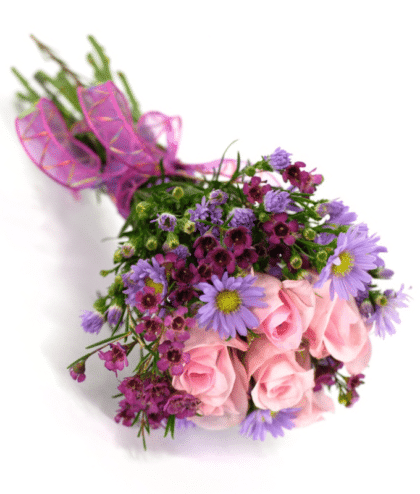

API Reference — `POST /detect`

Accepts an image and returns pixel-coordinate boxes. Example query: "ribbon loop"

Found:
[15,98,101,190]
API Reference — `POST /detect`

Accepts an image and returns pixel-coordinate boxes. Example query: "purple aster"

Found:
[368,285,410,338]
[171,244,190,259]
[240,408,300,440]
[228,207,256,230]
[155,213,177,232]
[123,257,167,305]
[80,310,104,334]
[325,200,357,225]
[195,272,268,338]
[264,189,291,214]
[209,189,229,205]
[270,147,292,171]
[314,225,380,300]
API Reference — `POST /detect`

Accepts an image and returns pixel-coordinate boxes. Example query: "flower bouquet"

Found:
[13,36,410,448]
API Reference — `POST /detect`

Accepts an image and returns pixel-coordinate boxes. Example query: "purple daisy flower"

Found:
[240,408,300,441]
[314,225,380,300]
[123,257,167,305]
[325,200,357,225]
[368,285,410,338]
[195,272,267,338]
[155,213,177,232]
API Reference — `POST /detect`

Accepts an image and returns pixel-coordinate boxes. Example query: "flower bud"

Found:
[113,249,123,263]
[359,299,374,318]
[244,166,256,177]
[145,236,158,251]
[172,186,184,199]
[290,255,302,270]
[136,201,152,218]
[258,212,270,223]
[166,232,179,249]
[121,243,135,258]
[303,227,316,241]
[316,250,328,263]
[183,220,196,234]
[93,297,107,315]
[374,294,388,307]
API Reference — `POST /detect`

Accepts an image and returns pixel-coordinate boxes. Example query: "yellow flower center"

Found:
[145,277,164,294]
[331,251,355,277]
[215,290,242,314]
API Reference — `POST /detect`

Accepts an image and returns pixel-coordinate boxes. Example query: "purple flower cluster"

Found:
[270,147,292,171]
[81,310,104,334]
[228,207,256,230]
[264,189,291,214]
[115,375,200,428]
[240,408,300,440]
[188,196,224,236]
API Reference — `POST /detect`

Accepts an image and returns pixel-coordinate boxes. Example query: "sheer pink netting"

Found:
[16,81,243,217]
[15,98,101,191]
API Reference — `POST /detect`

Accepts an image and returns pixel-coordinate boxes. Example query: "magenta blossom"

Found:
[224,227,252,255]
[98,342,129,376]
[243,176,271,204]
[135,286,162,314]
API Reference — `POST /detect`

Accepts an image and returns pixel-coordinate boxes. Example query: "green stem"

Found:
[117,71,141,121]
[30,34,83,86]
[11,67,41,102]
[87,35,113,82]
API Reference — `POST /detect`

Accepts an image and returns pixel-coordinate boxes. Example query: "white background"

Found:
[1,1,419,493]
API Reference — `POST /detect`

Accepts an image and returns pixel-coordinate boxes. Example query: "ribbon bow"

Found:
[16,81,239,217]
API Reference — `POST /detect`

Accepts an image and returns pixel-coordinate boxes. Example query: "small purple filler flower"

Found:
[270,147,292,171]
[195,272,267,338]
[240,408,300,440]
[228,207,256,230]
[264,189,291,214]
[81,310,104,334]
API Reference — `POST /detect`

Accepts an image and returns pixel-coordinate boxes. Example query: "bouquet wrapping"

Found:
[13,36,410,447]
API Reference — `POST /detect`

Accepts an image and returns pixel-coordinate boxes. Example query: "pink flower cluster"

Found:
[173,272,372,430]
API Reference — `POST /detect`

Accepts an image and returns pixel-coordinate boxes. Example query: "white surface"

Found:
[1,1,419,493]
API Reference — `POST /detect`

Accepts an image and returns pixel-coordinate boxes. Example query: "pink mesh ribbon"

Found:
[15,98,102,193]
[16,80,239,218]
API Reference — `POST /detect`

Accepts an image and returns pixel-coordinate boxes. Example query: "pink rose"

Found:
[245,335,314,411]
[251,273,316,352]
[304,279,370,367]
[172,325,249,430]
[293,388,335,427]
[345,337,372,374]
